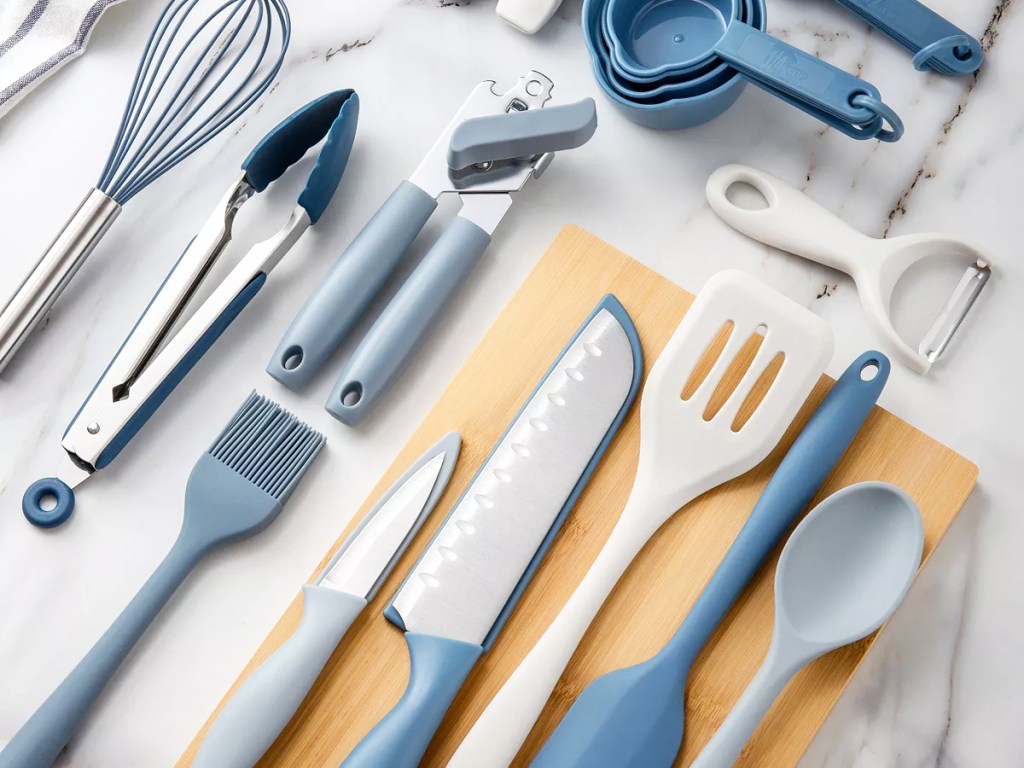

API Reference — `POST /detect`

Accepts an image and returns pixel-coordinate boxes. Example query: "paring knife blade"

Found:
[338,294,643,768]
[190,431,461,768]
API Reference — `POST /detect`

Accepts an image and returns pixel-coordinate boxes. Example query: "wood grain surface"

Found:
[176,226,978,768]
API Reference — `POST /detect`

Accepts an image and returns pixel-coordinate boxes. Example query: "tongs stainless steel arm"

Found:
[267,71,597,426]
[23,90,359,528]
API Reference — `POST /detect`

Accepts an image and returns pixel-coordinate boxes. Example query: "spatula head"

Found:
[636,270,834,511]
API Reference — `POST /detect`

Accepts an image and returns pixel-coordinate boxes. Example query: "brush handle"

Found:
[447,492,659,768]
[341,633,482,768]
[193,586,366,768]
[0,536,204,768]
[662,351,889,666]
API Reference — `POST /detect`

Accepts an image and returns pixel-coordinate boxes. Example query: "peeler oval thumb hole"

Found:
[23,478,76,528]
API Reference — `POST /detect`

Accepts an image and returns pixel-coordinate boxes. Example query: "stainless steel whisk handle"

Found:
[0,189,120,374]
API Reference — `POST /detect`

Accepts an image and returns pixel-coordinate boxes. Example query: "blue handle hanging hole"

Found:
[860,359,881,382]
[850,93,904,143]
[340,382,363,408]
[913,35,979,74]
[23,478,76,528]
[281,346,305,371]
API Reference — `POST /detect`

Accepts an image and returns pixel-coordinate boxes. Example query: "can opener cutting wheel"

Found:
[22,90,359,528]
[267,71,598,426]
[706,164,992,374]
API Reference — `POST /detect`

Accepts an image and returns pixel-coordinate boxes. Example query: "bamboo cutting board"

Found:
[177,226,977,768]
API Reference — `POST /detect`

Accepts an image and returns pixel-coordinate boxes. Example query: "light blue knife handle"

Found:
[530,351,890,768]
[0,534,210,768]
[192,586,367,768]
[267,181,438,389]
[340,632,483,768]
[326,216,491,426]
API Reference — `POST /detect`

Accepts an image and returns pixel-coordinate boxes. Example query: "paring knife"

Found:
[338,294,643,768]
[191,432,461,768]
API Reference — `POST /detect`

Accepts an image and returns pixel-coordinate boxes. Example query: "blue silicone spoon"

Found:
[530,350,890,768]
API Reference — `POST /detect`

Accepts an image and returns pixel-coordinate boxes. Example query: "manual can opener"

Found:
[267,71,598,425]
[22,90,359,528]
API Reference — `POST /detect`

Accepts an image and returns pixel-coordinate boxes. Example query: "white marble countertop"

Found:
[0,0,1015,765]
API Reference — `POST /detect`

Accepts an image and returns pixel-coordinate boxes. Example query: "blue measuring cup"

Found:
[584,0,748,129]
[606,0,743,77]
[831,0,982,75]
[599,0,757,95]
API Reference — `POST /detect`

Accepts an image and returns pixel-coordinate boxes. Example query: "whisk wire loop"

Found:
[98,0,290,204]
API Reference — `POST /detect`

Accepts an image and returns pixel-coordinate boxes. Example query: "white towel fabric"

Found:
[0,0,128,119]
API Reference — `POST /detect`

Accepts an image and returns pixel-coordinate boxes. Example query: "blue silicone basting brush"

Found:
[0,393,324,768]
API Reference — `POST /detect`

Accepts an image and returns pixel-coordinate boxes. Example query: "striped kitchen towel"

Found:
[0,0,129,119]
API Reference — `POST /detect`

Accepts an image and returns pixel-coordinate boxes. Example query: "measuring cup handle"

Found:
[714,25,886,128]
[706,164,878,278]
[834,0,982,74]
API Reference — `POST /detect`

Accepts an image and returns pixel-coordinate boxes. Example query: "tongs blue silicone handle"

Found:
[246,89,359,222]
[22,91,358,529]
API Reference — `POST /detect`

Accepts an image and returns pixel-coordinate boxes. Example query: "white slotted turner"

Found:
[446,269,834,768]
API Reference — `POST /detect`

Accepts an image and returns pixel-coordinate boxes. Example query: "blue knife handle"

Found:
[661,350,891,668]
[193,586,367,768]
[326,216,492,426]
[267,181,438,390]
[340,633,482,768]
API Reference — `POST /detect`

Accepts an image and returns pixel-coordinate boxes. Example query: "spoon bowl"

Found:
[777,482,923,647]
[690,482,923,768]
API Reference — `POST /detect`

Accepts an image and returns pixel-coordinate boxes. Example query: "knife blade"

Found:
[191,431,461,768]
[339,294,643,768]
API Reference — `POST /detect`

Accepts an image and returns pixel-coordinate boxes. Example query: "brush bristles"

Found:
[209,392,324,500]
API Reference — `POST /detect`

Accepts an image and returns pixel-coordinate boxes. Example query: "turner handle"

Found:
[446,508,653,768]
[340,633,482,768]
[192,586,366,768]
[0,538,202,768]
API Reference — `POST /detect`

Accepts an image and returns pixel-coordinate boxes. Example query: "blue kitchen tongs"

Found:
[22,90,359,528]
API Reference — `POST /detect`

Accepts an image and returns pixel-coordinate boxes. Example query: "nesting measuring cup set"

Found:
[583,0,904,137]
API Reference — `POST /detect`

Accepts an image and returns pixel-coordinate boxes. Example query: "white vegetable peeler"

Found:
[706,163,992,374]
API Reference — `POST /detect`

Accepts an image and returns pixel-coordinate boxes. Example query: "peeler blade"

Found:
[919,261,992,365]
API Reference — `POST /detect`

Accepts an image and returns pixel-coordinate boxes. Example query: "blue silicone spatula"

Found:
[530,351,890,768]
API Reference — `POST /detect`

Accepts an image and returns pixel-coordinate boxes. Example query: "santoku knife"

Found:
[191,431,461,768]
[338,294,643,768]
